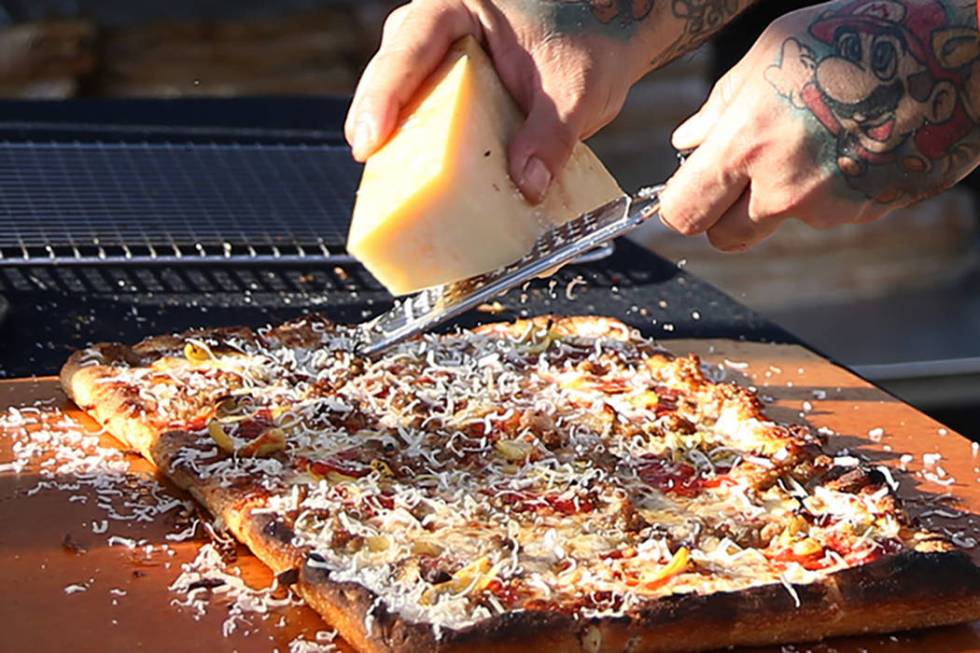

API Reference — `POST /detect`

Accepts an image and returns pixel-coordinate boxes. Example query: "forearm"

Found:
[501,1,760,81]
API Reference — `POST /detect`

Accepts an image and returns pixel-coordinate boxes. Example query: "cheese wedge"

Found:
[347,36,622,296]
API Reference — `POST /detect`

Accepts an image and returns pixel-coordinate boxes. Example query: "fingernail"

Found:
[519,156,552,204]
[658,182,678,232]
[672,115,701,148]
[352,117,376,160]
[659,213,680,234]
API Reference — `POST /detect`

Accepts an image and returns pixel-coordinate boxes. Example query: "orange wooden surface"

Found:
[1,339,978,653]
[0,377,337,653]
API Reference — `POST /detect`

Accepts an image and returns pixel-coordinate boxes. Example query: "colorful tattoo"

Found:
[513,0,657,38]
[765,0,980,204]
[579,0,657,24]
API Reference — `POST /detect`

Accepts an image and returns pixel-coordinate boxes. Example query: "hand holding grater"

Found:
[354,186,664,356]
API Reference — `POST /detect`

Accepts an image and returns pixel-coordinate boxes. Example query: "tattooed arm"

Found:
[660,0,980,251]
[345,0,757,202]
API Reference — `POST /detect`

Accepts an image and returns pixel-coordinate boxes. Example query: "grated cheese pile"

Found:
[0,403,193,526]
[0,402,307,641]
[169,543,303,637]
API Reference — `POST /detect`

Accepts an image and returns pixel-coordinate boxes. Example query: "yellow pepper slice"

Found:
[238,427,286,457]
[184,341,212,364]
[791,538,824,558]
[366,535,390,552]
[639,547,690,592]
[208,420,285,458]
[208,420,236,454]
[411,540,444,557]
[421,557,498,604]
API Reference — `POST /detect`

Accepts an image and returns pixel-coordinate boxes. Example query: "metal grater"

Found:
[355,186,664,356]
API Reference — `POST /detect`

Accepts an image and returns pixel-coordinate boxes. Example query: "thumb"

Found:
[672,64,744,151]
[508,92,585,205]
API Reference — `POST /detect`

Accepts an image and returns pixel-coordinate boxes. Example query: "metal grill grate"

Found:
[0,262,384,296]
[0,140,362,265]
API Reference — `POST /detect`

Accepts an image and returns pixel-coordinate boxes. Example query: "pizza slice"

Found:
[60,315,358,461]
[61,315,980,652]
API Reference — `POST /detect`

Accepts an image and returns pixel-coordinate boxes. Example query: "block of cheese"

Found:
[347,36,622,296]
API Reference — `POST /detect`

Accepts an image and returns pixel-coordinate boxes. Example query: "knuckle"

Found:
[367,50,402,80]
[716,73,739,105]
[382,1,458,53]
[728,139,762,173]
[382,5,411,38]
[427,1,465,33]
[761,14,794,41]
[551,81,592,121]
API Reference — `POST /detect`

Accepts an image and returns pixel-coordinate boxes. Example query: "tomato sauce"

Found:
[636,455,733,497]
[486,487,596,515]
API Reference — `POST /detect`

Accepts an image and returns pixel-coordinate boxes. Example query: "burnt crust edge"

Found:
[298,549,980,653]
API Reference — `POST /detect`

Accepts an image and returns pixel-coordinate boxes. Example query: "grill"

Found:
[0,141,359,264]
[0,98,790,378]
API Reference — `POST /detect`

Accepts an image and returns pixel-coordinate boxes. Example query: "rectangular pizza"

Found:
[60,315,980,652]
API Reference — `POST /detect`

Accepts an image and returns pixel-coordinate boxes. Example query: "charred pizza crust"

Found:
[60,317,340,460]
[299,547,979,653]
[152,428,306,576]
[61,326,254,460]
[61,315,980,652]
[61,316,344,573]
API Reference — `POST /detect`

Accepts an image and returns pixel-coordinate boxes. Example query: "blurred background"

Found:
[0,0,978,434]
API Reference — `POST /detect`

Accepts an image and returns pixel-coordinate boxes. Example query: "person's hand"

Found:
[345,0,650,204]
[660,0,980,252]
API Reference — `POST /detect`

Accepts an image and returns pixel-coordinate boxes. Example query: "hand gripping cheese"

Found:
[347,36,623,296]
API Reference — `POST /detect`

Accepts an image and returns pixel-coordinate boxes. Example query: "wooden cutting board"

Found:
[1,340,978,653]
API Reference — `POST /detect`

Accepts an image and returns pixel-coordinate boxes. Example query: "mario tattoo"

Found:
[765,0,980,204]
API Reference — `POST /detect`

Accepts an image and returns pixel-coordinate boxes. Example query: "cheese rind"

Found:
[347,36,622,296]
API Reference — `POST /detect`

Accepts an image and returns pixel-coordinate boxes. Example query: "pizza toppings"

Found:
[184,341,213,365]
[65,315,960,638]
[635,456,711,497]
[207,416,286,458]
